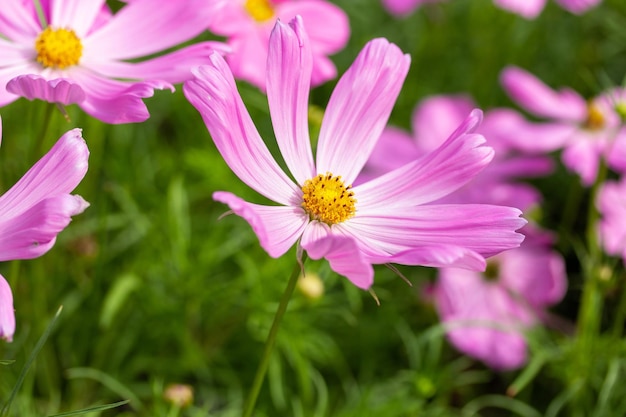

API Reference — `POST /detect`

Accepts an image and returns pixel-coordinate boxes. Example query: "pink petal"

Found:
[301,222,374,289]
[183,56,301,206]
[561,134,604,185]
[493,0,547,18]
[500,66,587,121]
[82,41,230,84]
[356,126,418,184]
[224,31,270,90]
[554,0,602,13]
[597,179,626,258]
[343,204,525,261]
[355,111,493,208]
[0,0,41,43]
[83,0,220,60]
[381,0,437,16]
[0,128,88,220]
[432,269,530,370]
[6,74,86,105]
[316,38,411,184]
[213,191,308,258]
[0,274,14,342]
[50,0,106,37]
[0,194,88,261]
[276,1,350,55]
[412,94,475,152]
[266,17,315,184]
[385,245,486,270]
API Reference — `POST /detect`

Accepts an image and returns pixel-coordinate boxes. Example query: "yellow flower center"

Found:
[584,102,605,130]
[35,27,83,69]
[301,173,356,225]
[244,0,275,22]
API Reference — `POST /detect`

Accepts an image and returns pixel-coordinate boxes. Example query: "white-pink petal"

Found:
[493,0,547,19]
[183,56,301,206]
[266,17,315,184]
[213,191,308,258]
[301,222,374,289]
[316,38,411,184]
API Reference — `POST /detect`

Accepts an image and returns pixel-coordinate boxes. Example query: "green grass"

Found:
[2,0,626,415]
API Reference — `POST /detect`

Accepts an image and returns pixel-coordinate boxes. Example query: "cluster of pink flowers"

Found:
[382,0,601,19]
[0,0,620,380]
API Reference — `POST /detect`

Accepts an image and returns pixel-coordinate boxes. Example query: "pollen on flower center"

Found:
[301,173,356,225]
[35,27,83,69]
[244,0,275,22]
[584,102,605,130]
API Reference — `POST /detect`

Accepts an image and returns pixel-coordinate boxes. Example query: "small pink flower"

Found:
[184,17,526,289]
[209,0,349,89]
[0,0,227,124]
[360,94,552,211]
[430,228,567,370]
[597,177,626,263]
[0,122,89,342]
[501,66,626,185]
[494,0,601,18]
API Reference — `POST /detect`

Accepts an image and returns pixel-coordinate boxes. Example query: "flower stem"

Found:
[241,254,306,417]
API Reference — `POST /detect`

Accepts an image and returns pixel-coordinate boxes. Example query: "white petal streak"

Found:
[184,56,301,206]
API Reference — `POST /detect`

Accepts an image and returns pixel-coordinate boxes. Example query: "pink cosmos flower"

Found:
[0,122,89,341]
[209,0,349,89]
[597,177,626,264]
[501,66,626,185]
[429,228,567,370]
[360,94,552,212]
[0,0,227,124]
[183,17,526,289]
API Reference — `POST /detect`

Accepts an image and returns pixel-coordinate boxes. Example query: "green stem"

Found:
[241,254,306,417]
[32,103,56,162]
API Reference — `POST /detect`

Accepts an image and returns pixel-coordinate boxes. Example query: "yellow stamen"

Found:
[584,102,605,130]
[244,0,275,22]
[35,27,83,69]
[301,173,356,225]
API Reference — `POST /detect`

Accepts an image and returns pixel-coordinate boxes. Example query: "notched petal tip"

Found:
[7,75,86,105]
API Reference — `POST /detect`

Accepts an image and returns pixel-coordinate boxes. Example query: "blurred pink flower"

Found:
[501,66,626,185]
[0,0,226,124]
[430,228,567,370]
[360,94,553,212]
[0,123,89,342]
[209,0,349,89]
[381,0,600,18]
[184,17,526,289]
[597,177,626,264]
[381,0,443,16]
[494,0,601,18]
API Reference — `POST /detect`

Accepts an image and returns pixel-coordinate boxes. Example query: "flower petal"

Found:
[316,38,411,184]
[266,17,315,184]
[500,66,587,121]
[493,0,547,19]
[355,110,493,208]
[0,274,14,342]
[83,0,220,60]
[342,203,525,260]
[554,0,601,13]
[183,56,301,206]
[50,0,107,37]
[0,194,88,261]
[0,128,88,219]
[7,74,86,105]
[213,191,308,258]
[82,41,230,84]
[301,222,374,289]
[0,0,41,43]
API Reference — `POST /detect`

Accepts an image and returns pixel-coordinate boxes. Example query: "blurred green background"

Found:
[2,0,626,415]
